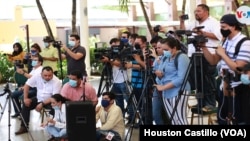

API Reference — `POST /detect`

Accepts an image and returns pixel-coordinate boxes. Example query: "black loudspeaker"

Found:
[66,101,96,141]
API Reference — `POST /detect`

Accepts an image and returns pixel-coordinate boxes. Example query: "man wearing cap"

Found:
[180,4,223,113]
[201,13,250,125]
[40,36,59,76]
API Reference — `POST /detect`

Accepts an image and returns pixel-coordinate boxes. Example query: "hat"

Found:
[43,36,53,42]
[236,62,250,72]
[220,14,241,26]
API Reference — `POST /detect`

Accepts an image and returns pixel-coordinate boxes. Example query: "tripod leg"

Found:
[11,96,35,141]
[0,96,9,123]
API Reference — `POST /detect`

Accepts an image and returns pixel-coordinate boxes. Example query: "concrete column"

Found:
[79,0,91,77]
[171,0,178,21]
[148,2,155,20]
[129,5,137,21]
[189,0,197,21]
[166,0,173,20]
[224,0,233,14]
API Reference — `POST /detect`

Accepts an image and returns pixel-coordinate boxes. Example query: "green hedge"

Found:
[0,53,15,83]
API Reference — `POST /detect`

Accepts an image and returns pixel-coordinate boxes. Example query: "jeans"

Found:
[11,87,37,114]
[45,125,67,138]
[152,89,164,125]
[111,82,129,117]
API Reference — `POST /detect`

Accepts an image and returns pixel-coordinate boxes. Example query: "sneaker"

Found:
[15,126,28,135]
[11,113,19,118]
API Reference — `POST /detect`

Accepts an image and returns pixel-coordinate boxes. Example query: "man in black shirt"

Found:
[62,34,87,77]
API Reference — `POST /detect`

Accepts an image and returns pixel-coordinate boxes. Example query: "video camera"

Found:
[43,36,62,48]
[14,60,24,69]
[94,45,123,60]
[175,26,208,51]
[53,40,62,48]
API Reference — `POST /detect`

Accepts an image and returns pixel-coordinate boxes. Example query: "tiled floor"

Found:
[0,77,216,141]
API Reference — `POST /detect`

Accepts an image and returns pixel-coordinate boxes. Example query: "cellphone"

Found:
[181,14,189,20]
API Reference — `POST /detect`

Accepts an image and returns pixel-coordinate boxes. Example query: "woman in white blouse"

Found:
[41,94,68,141]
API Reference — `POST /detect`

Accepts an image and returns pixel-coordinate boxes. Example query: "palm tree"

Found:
[36,0,55,40]
[119,0,154,37]
[72,0,78,34]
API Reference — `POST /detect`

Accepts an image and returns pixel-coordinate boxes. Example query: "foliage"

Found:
[0,53,15,83]
[119,0,130,13]
[57,59,67,80]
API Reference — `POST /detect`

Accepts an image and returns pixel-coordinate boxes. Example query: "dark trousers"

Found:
[20,97,52,127]
[11,87,37,114]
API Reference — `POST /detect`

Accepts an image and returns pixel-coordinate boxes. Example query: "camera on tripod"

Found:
[53,40,62,48]
[94,45,123,60]
[175,26,208,51]
[118,43,144,62]
[14,60,24,68]
[187,35,208,46]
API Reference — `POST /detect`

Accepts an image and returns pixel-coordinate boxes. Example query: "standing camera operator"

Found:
[180,4,222,112]
[40,36,59,76]
[125,35,153,126]
[100,38,131,120]
[61,34,87,78]
[201,14,250,124]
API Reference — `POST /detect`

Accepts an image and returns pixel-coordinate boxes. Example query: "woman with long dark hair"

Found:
[154,37,191,125]
[7,42,26,64]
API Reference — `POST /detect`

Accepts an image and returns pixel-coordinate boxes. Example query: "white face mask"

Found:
[44,42,49,47]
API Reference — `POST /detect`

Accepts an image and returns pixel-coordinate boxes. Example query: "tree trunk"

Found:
[139,0,154,38]
[182,0,186,14]
[36,0,55,40]
[72,0,77,34]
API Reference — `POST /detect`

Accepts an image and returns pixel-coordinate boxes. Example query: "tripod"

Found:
[0,81,34,141]
[125,56,154,141]
[97,63,113,97]
[174,52,217,125]
[218,69,237,125]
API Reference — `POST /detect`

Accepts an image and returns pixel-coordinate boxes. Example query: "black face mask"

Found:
[134,43,140,49]
[220,29,231,38]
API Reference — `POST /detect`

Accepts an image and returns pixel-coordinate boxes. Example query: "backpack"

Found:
[174,51,184,69]
[222,37,250,58]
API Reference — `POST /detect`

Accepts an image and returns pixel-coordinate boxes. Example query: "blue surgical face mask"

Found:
[44,42,49,47]
[121,38,128,44]
[31,60,38,67]
[101,99,110,108]
[240,74,250,85]
[52,106,60,110]
[69,79,77,87]
[163,50,171,58]
[68,40,75,47]
[30,50,37,56]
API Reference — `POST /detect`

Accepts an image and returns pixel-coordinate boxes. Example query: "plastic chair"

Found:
[13,72,27,88]
[190,106,217,125]
[40,108,51,124]
[62,77,69,86]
